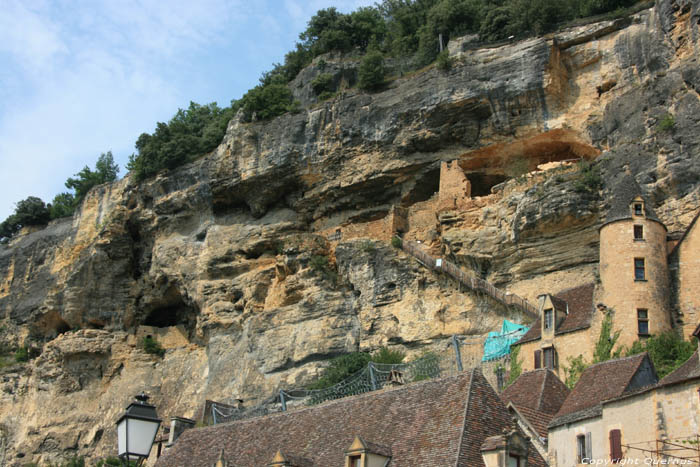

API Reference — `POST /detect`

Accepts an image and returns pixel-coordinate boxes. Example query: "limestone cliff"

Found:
[0,0,699,464]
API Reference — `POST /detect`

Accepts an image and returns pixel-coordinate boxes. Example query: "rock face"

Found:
[0,0,699,464]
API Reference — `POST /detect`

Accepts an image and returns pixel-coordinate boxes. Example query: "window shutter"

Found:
[554,347,559,369]
[534,350,542,369]
[610,429,622,461]
[586,432,593,461]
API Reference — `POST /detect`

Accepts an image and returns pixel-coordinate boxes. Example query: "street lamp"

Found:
[117,392,162,466]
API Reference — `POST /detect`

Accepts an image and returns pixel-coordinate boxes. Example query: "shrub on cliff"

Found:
[307,352,372,389]
[65,151,119,202]
[239,82,299,122]
[358,50,386,91]
[127,102,234,180]
[143,336,166,357]
[0,196,51,243]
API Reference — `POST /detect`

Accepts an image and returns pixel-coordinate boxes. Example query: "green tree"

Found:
[358,50,386,91]
[625,332,695,379]
[6,197,51,232]
[49,192,76,219]
[128,102,233,180]
[65,151,119,201]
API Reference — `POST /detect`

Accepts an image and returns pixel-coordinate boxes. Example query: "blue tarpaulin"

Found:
[482,319,529,361]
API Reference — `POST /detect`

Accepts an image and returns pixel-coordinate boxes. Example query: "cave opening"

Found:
[402,167,441,206]
[468,173,510,197]
[142,286,198,337]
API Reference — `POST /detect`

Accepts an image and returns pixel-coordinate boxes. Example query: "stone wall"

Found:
[672,214,700,340]
[439,161,471,211]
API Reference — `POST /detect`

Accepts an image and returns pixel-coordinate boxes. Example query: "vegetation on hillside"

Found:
[1,152,119,243]
[563,314,695,388]
[307,347,406,390]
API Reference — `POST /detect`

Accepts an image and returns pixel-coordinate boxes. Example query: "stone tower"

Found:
[599,176,671,349]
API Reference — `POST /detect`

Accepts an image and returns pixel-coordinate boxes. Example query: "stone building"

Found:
[547,329,700,466]
[599,176,672,349]
[156,369,546,467]
[669,209,700,340]
[510,284,599,380]
[513,176,700,373]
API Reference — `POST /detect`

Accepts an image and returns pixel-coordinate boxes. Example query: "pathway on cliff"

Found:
[400,240,539,319]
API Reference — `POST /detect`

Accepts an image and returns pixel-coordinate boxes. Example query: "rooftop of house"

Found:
[515,283,595,345]
[603,174,662,227]
[658,350,700,387]
[156,369,546,467]
[501,369,570,438]
[549,353,656,429]
[669,209,700,258]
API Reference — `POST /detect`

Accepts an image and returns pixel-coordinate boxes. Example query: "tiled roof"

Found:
[501,369,569,437]
[658,350,700,386]
[513,405,555,438]
[549,353,653,428]
[516,283,595,345]
[603,173,662,226]
[156,369,547,467]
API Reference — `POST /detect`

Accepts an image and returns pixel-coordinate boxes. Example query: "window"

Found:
[634,258,645,281]
[349,455,362,467]
[534,350,542,369]
[577,433,592,463]
[637,309,649,336]
[609,429,622,463]
[543,347,557,369]
[496,366,505,391]
[508,455,522,467]
[634,203,643,216]
[634,225,643,240]
[544,308,553,330]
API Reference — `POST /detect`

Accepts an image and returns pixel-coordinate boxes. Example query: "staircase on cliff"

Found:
[400,240,538,320]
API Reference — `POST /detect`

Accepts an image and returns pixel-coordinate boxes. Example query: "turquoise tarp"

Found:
[482,319,529,361]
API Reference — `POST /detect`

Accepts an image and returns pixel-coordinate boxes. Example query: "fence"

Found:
[400,240,538,319]
[209,332,520,425]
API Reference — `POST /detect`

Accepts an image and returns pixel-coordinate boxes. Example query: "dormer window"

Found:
[345,436,391,467]
[634,203,643,216]
[544,308,554,330]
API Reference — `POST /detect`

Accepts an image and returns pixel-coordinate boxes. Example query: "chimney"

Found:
[167,417,195,446]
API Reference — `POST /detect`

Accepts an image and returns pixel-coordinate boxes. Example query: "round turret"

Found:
[599,189,671,349]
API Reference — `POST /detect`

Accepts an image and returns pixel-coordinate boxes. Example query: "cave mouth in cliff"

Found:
[467,173,509,197]
[31,310,71,338]
[142,286,198,336]
[402,167,441,205]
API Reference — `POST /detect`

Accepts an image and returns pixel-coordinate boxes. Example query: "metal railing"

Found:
[400,240,538,319]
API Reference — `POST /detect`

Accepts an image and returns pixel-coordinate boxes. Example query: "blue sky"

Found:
[0,0,374,221]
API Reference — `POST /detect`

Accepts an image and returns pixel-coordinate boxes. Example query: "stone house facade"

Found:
[513,176,700,376]
[547,331,700,466]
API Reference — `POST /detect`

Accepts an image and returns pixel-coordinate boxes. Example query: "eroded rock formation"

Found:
[0,0,699,464]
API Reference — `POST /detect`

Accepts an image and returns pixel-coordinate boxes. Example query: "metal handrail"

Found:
[400,240,538,318]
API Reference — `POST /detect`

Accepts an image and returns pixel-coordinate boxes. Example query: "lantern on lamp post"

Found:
[116,392,161,465]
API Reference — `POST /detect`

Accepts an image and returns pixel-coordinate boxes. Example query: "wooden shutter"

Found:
[534,350,542,369]
[586,432,593,461]
[609,429,622,462]
[554,347,559,369]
